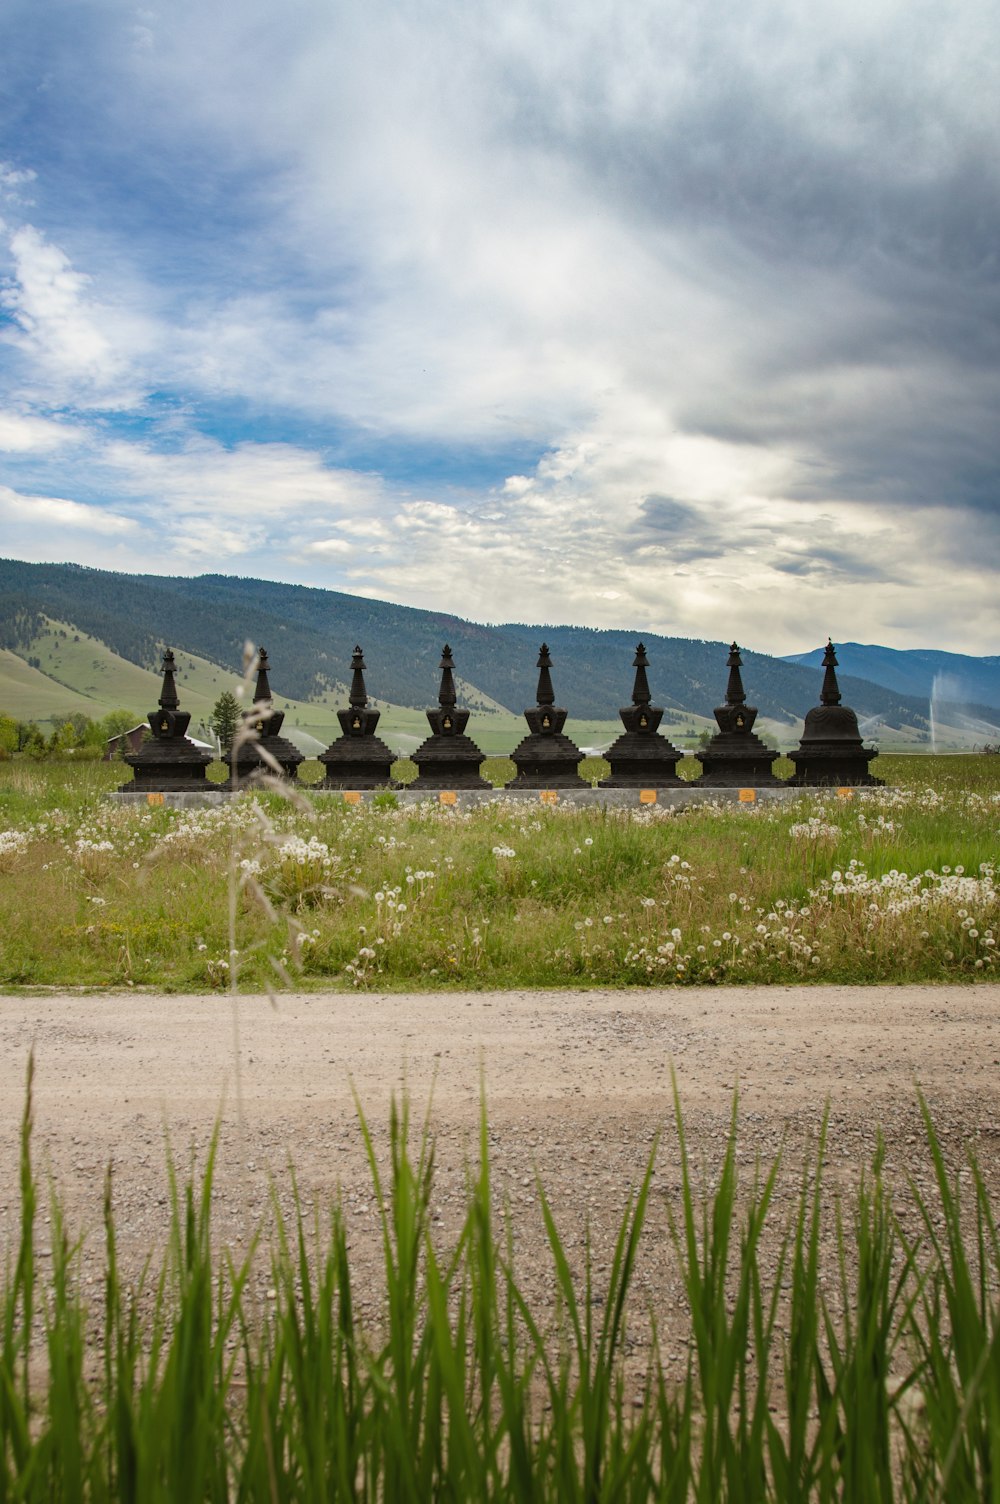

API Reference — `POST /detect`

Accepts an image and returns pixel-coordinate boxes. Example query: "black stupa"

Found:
[696,642,782,786]
[318,646,395,788]
[120,649,213,792]
[410,645,489,789]
[509,644,587,788]
[787,640,882,786]
[225,648,304,786]
[599,643,685,787]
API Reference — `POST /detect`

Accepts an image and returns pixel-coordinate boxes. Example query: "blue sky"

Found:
[1,0,998,655]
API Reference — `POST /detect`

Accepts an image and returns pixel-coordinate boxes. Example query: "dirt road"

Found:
[2,984,998,1373]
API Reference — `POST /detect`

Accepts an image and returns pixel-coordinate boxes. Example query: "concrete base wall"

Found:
[109,782,876,811]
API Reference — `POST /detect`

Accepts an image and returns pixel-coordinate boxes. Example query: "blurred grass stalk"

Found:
[3,1070,1000,1500]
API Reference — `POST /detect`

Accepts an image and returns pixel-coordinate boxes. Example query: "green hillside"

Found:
[0,621,726,754]
[0,556,958,748]
[3,622,970,753]
[0,617,533,754]
[0,647,105,723]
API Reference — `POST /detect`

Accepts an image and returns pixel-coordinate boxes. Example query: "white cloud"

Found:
[0,407,992,653]
[3,227,112,377]
[305,537,354,557]
[0,223,156,409]
[0,0,997,653]
[0,411,82,452]
[97,435,388,519]
[0,485,136,535]
[0,161,35,193]
[170,516,267,560]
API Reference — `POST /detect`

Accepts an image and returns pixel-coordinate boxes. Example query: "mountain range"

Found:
[783,643,1000,712]
[1,557,997,748]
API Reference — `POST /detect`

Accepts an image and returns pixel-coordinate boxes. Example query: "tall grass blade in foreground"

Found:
[765,1110,829,1502]
[535,1127,659,1501]
[670,1077,781,1503]
[1,1058,36,1497]
[4,1083,1000,1497]
[821,1133,918,1503]
[901,1095,1000,1502]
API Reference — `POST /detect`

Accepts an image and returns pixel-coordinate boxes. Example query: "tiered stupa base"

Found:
[319,736,396,789]
[786,744,882,786]
[226,736,305,786]
[121,740,213,793]
[410,735,489,789]
[696,734,783,787]
[509,733,587,788]
[599,734,684,787]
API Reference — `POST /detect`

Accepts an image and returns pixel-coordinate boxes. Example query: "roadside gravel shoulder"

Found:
[2,984,998,1382]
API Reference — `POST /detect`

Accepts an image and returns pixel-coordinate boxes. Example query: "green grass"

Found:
[0,755,998,991]
[0,620,235,727]
[4,1070,1000,1499]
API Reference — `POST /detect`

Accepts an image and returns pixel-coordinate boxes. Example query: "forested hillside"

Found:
[0,557,934,728]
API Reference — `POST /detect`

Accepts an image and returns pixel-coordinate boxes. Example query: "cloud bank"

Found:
[0,0,997,654]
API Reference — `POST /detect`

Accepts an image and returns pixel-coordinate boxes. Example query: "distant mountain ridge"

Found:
[783,643,1000,713]
[0,556,958,733]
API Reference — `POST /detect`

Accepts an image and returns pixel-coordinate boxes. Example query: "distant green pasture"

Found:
[0,754,997,991]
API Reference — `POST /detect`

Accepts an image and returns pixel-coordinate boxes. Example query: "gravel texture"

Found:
[2,984,999,1384]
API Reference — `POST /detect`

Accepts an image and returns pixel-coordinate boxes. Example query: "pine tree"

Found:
[209,690,241,753]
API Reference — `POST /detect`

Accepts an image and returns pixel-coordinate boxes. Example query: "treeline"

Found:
[0,708,138,761]
[0,557,933,726]
[0,604,44,653]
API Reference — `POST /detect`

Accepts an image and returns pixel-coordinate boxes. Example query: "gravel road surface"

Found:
[2,984,998,1380]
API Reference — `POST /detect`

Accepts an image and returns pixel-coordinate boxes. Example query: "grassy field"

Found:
[3,758,1000,1498]
[0,754,997,992]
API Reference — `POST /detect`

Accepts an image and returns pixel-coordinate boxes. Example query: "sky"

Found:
[0,0,998,657]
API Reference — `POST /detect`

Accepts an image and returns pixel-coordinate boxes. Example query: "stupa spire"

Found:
[535,644,555,707]
[631,643,652,707]
[820,639,842,706]
[725,642,747,707]
[437,645,458,709]
[348,646,369,709]
[158,649,180,712]
[253,647,273,707]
